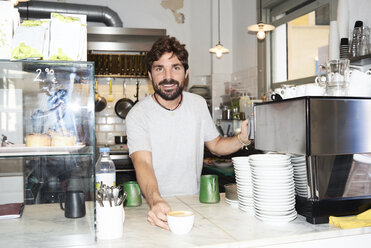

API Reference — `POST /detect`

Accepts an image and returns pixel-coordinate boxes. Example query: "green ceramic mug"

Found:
[199,175,220,204]
[123,181,142,207]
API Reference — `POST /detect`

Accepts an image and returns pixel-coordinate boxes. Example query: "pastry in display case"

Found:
[0,60,96,245]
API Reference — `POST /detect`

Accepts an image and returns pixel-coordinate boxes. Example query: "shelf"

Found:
[95,74,148,78]
[87,27,166,52]
[0,145,93,157]
[87,53,148,78]
[349,54,371,66]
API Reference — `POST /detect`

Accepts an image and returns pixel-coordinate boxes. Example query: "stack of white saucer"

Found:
[232,156,254,215]
[290,155,308,198]
[224,183,239,208]
[249,154,297,223]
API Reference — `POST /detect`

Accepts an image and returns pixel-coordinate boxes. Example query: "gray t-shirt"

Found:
[126,91,219,197]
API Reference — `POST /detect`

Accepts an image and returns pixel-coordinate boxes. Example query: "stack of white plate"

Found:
[291,155,308,197]
[249,154,297,223]
[232,156,254,215]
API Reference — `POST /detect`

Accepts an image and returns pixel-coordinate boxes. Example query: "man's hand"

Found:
[239,119,249,144]
[147,199,171,230]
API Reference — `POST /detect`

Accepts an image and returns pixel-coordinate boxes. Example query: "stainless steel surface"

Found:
[306,154,371,201]
[116,169,135,172]
[255,96,371,155]
[310,98,371,155]
[87,27,166,52]
[18,1,123,27]
[110,155,129,160]
[254,97,307,154]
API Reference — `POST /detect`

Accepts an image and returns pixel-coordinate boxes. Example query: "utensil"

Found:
[134,80,140,103]
[226,124,231,137]
[97,193,104,207]
[95,80,107,112]
[114,81,134,119]
[107,79,114,102]
[107,187,112,207]
[216,124,224,137]
[116,192,126,206]
[113,187,119,206]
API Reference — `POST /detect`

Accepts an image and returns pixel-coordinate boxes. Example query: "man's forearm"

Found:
[136,165,162,207]
[211,136,245,156]
[131,152,163,207]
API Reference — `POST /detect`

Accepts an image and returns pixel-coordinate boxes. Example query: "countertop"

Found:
[1,194,371,248]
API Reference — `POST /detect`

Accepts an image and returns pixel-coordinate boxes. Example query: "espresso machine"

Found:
[254,96,371,224]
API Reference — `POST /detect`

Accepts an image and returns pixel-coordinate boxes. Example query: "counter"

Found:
[1,194,371,248]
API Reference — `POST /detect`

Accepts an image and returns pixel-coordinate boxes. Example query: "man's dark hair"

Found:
[146,36,189,73]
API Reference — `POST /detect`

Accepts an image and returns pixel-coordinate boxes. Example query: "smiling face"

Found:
[149,52,189,101]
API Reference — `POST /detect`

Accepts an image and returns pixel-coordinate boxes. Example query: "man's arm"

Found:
[205,119,250,156]
[130,150,171,230]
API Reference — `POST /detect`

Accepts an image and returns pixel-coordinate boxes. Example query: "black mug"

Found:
[60,190,86,218]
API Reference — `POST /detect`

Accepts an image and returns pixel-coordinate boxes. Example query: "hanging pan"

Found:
[115,80,138,119]
[95,80,107,112]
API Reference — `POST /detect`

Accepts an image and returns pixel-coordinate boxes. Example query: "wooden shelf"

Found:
[95,74,148,78]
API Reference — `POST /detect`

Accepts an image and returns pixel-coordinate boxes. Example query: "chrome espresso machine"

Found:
[254,96,371,224]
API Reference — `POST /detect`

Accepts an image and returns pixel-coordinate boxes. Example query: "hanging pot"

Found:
[115,80,140,119]
[95,80,107,112]
[115,81,135,119]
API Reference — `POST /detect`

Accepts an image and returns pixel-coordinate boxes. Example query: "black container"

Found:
[60,190,86,218]
[115,136,127,144]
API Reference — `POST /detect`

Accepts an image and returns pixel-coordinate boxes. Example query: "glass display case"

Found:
[0,60,95,245]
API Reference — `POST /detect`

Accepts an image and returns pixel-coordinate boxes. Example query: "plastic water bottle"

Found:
[95,147,116,189]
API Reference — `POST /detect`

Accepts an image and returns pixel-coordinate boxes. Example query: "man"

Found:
[126,36,250,230]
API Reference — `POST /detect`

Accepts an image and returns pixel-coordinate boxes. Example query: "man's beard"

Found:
[153,78,184,100]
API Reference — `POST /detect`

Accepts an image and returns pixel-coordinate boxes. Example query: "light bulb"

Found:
[209,44,229,58]
[257,30,266,40]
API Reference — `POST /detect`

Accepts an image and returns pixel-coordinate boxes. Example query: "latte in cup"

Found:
[167,210,194,235]
[168,211,193,217]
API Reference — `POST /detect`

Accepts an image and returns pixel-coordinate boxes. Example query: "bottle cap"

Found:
[99,147,110,153]
[355,20,363,28]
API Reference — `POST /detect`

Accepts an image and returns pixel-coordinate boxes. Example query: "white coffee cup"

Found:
[167,211,194,235]
[305,83,325,96]
[96,202,125,240]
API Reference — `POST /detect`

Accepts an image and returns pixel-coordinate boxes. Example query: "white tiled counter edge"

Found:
[0,194,370,248]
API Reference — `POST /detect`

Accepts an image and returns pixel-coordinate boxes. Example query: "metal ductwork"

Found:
[17,1,123,27]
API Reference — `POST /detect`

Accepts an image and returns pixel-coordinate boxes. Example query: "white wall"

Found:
[231,0,257,98]
[29,0,258,121]
[348,0,371,35]
[32,0,257,73]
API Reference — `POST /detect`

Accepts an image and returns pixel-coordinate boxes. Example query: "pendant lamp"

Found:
[248,0,275,40]
[209,0,229,59]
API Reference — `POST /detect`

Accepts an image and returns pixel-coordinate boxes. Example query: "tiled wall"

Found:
[211,66,258,121]
[95,78,152,145]
[95,69,257,145]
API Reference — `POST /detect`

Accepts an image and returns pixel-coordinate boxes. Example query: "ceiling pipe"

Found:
[17,1,123,27]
